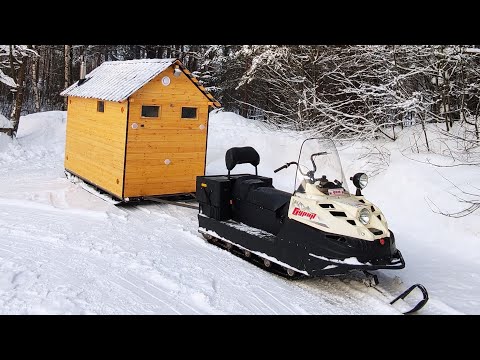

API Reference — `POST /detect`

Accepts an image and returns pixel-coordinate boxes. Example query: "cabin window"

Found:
[97,101,105,113]
[141,105,160,118]
[181,107,197,119]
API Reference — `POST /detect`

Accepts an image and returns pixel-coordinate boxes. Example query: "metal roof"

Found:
[60,58,220,107]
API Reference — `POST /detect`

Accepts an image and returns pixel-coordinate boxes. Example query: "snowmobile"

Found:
[196,138,428,313]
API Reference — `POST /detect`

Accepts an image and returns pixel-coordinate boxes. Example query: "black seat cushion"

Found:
[225,147,260,171]
[232,175,273,200]
[246,187,292,212]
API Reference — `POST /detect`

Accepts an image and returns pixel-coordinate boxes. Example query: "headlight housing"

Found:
[358,208,371,225]
[352,173,368,189]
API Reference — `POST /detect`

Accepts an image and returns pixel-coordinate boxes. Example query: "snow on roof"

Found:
[60,59,176,101]
[61,58,221,107]
[60,58,176,102]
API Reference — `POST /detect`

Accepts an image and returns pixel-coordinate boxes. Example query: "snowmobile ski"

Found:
[360,270,429,314]
[389,283,429,314]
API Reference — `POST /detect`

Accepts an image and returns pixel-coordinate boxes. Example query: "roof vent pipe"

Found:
[173,65,182,77]
[78,55,87,85]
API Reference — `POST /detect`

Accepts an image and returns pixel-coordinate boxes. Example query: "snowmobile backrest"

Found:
[225,146,260,177]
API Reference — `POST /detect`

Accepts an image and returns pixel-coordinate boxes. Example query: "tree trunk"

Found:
[64,45,71,110]
[42,46,49,107]
[104,45,109,61]
[392,45,402,132]
[134,45,141,59]
[146,45,155,59]
[9,45,15,80]
[474,99,480,140]
[31,45,41,112]
[442,91,450,132]
[447,93,453,128]
[421,112,430,152]
[10,57,27,137]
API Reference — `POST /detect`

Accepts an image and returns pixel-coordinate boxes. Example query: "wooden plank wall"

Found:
[64,97,128,197]
[123,67,210,197]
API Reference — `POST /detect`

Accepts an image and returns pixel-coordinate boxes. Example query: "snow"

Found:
[324,265,338,270]
[214,217,276,239]
[60,59,176,102]
[0,109,476,314]
[465,48,480,54]
[60,58,219,107]
[0,69,17,88]
[309,253,368,266]
[0,113,12,128]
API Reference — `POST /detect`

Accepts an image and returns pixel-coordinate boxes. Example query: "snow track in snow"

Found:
[0,192,403,314]
[0,193,456,314]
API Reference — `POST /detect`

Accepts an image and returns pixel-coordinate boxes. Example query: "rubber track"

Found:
[202,233,306,280]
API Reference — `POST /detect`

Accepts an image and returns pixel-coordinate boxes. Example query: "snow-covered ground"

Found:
[0,110,477,314]
[0,113,12,129]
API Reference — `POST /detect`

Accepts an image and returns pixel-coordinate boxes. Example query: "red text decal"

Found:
[292,207,317,220]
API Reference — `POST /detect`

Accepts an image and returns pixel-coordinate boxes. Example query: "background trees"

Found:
[0,44,479,147]
[1,44,478,215]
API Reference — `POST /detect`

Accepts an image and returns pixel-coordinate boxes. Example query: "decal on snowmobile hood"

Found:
[292,207,316,220]
[290,199,329,228]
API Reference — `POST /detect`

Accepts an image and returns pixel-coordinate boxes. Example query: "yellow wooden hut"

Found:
[60,58,220,201]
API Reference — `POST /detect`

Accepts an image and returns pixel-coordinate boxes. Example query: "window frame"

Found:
[181,106,198,120]
[141,105,161,118]
[97,100,105,113]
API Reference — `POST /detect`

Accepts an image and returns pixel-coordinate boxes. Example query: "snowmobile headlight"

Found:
[352,173,368,189]
[358,208,371,225]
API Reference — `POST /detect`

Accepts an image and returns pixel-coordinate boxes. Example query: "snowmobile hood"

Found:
[290,193,389,241]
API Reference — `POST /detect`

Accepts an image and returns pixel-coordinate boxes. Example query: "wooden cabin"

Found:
[60,58,221,201]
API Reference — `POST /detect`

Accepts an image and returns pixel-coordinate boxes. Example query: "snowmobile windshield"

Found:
[294,138,349,196]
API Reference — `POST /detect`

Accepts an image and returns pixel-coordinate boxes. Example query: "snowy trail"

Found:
[0,195,401,314]
[0,111,471,314]
[0,189,457,315]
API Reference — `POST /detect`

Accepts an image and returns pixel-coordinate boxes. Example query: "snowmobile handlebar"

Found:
[274,162,298,173]
[310,152,328,174]
[274,152,327,176]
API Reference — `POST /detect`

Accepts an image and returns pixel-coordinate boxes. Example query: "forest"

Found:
[1,45,479,149]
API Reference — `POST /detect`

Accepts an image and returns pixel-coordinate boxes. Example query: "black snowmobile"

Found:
[196,138,428,313]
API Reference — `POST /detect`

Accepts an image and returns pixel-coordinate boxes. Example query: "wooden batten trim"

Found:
[203,106,212,177]
[121,97,130,199]
[173,59,221,108]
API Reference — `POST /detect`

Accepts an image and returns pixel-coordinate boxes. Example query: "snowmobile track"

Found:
[201,233,305,280]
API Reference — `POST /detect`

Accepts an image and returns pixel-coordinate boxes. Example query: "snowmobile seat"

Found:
[232,175,273,200]
[246,187,291,212]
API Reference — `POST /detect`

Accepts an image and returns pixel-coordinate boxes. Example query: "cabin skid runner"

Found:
[196,140,429,314]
